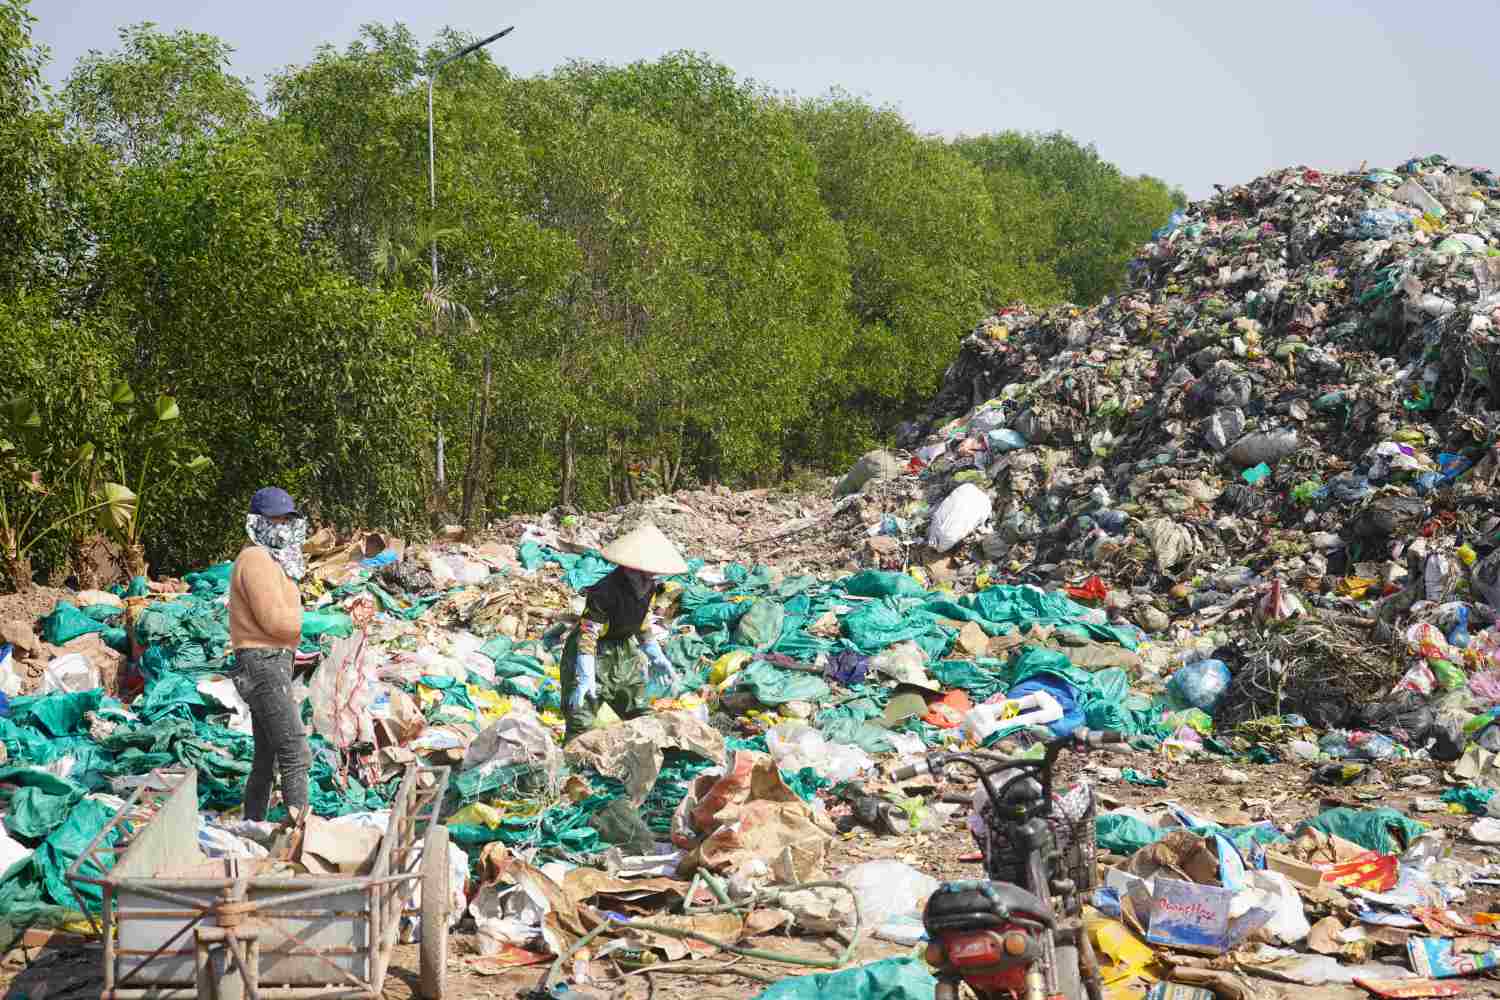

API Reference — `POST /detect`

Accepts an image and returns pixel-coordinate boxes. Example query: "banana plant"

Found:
[96,383,211,580]
[0,398,121,593]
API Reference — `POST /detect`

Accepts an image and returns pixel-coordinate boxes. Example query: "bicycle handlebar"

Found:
[891,728,1123,783]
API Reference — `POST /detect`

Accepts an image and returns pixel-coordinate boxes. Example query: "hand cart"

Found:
[66,764,453,1000]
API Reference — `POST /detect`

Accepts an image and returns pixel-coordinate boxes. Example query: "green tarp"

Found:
[752,958,935,1000]
[1295,808,1429,855]
[842,571,928,599]
[932,586,1140,649]
[734,599,785,651]
[39,602,107,645]
[0,768,87,840]
[732,659,830,706]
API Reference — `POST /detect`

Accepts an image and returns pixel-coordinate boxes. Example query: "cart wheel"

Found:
[419,823,451,1000]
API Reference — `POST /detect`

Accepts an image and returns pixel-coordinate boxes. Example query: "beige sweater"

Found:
[229,545,302,650]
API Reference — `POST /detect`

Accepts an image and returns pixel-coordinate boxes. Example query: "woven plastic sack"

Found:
[310,632,377,749]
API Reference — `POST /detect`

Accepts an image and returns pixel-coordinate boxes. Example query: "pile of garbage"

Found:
[847,154,1500,734]
[7,155,1500,998]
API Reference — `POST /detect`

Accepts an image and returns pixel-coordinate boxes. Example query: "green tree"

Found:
[954,131,1181,304]
[61,22,258,165]
[91,127,449,568]
[787,94,1012,451]
[0,0,67,297]
[545,53,852,491]
[271,26,572,525]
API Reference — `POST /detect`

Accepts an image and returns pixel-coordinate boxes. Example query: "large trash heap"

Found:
[5,156,1500,995]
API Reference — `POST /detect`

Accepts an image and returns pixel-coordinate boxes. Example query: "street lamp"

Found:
[424,26,512,515]
[426,26,513,284]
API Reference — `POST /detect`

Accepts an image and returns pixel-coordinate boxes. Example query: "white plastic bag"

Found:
[842,860,940,928]
[766,722,873,783]
[310,633,378,749]
[1230,870,1310,945]
[0,644,22,699]
[41,653,98,695]
[0,831,33,875]
[926,482,993,553]
[198,675,255,734]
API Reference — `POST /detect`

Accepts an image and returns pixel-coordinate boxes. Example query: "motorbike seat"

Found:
[924,879,1055,932]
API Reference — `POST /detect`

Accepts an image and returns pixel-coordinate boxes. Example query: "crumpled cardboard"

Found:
[675,753,834,881]
[561,868,687,914]
[307,530,404,584]
[613,912,747,961]
[463,712,561,783]
[564,711,725,806]
[296,816,380,875]
[1126,830,1221,885]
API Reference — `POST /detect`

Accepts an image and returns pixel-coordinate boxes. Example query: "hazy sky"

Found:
[31,0,1500,199]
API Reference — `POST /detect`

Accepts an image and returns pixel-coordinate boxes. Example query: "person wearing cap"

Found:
[562,522,688,743]
[228,487,311,822]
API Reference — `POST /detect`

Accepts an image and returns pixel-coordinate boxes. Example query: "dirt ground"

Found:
[4,748,1497,1000]
[0,586,76,627]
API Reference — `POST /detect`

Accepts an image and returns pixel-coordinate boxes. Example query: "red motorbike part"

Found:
[937,927,1036,996]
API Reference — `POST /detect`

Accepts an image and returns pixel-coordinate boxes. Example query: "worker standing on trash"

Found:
[228,487,311,823]
[562,522,688,743]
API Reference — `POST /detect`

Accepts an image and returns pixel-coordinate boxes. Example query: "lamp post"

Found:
[424,26,512,517]
[427,26,513,285]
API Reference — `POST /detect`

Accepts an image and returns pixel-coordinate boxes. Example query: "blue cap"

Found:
[250,487,298,517]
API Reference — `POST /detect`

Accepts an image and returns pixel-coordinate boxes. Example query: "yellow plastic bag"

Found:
[450,802,507,828]
[710,650,752,686]
[467,686,512,726]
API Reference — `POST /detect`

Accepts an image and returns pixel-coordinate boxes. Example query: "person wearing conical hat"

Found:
[562,522,689,743]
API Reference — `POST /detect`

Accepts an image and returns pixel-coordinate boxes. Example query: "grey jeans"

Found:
[230,647,310,822]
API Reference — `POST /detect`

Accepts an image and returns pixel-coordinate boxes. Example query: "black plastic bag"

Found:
[1353,691,1434,749]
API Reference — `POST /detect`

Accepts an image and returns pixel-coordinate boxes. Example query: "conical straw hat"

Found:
[601,521,688,576]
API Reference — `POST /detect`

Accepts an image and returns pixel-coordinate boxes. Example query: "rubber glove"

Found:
[569,653,597,709]
[642,641,676,690]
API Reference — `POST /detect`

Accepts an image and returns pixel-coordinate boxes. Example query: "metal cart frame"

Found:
[65,764,453,1000]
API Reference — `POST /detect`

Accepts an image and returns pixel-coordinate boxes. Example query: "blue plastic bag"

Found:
[1168,659,1231,711]
[1007,675,1085,738]
[987,429,1029,452]
[1448,606,1472,649]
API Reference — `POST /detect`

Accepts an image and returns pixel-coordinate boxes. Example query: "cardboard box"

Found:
[1407,936,1500,979]
[297,817,381,876]
[1266,851,1324,890]
[1146,878,1235,955]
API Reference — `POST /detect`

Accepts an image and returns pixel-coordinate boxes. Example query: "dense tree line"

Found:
[0,1,1182,584]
